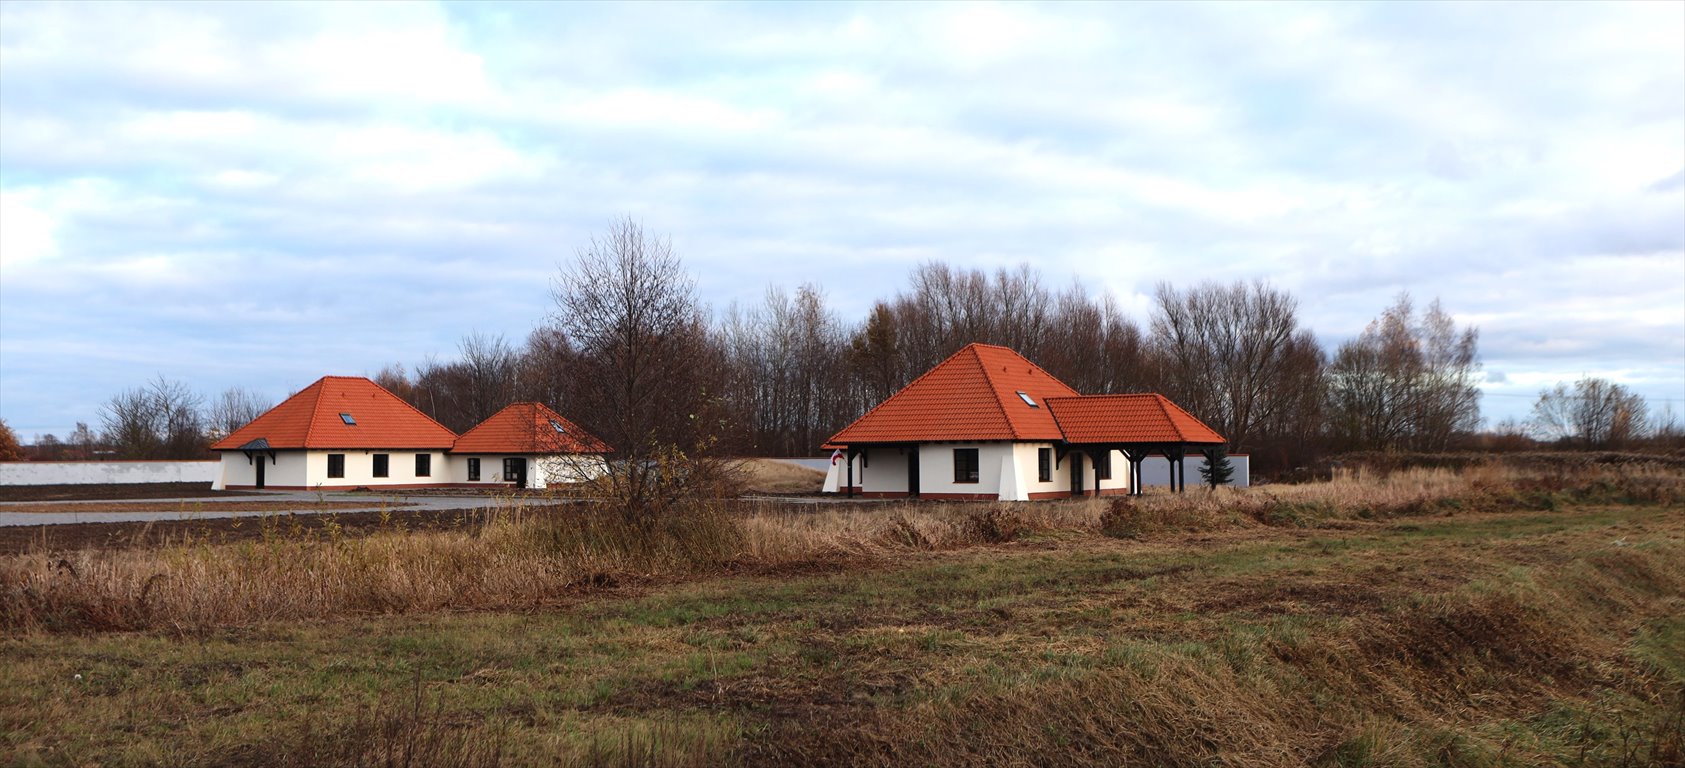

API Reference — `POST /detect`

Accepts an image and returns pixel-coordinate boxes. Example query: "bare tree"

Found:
[1325,295,1481,451]
[100,376,205,459]
[1039,284,1150,394]
[1530,378,1650,448]
[721,284,852,455]
[550,217,733,525]
[207,386,271,440]
[69,422,98,459]
[34,433,65,460]
[1149,281,1325,452]
[373,363,417,405]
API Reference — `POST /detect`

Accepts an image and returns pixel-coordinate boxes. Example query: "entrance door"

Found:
[255,458,265,489]
[1070,453,1084,495]
[907,447,920,498]
[504,458,529,489]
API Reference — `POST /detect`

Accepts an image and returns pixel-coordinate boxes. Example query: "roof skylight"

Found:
[549,419,566,433]
[339,413,357,425]
[1016,391,1038,408]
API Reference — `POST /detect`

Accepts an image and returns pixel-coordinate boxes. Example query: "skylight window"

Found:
[549,419,566,433]
[1017,391,1038,408]
[340,413,357,425]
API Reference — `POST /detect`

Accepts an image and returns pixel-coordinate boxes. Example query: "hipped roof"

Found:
[450,402,611,454]
[1046,394,1225,445]
[211,376,457,451]
[825,344,1226,448]
[827,343,1079,445]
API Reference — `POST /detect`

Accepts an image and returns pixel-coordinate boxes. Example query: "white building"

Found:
[211,376,609,491]
[823,344,1237,500]
[447,401,611,489]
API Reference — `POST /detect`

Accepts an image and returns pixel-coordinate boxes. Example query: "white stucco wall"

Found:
[0,460,219,486]
[214,451,309,490]
[915,442,1016,497]
[1060,449,1132,495]
[308,450,446,488]
[842,447,910,494]
[837,442,1138,498]
[1140,454,1250,488]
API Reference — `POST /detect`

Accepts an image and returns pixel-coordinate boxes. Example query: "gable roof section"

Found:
[826,343,1080,445]
[450,402,612,454]
[211,376,457,451]
[1045,394,1225,445]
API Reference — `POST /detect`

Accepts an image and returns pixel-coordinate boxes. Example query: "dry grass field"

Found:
[3,458,1682,766]
[735,459,827,494]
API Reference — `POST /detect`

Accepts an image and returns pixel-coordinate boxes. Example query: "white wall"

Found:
[214,451,309,489]
[1140,454,1250,488]
[303,450,445,488]
[916,443,1017,497]
[1,460,218,486]
[844,447,910,494]
[1009,443,1070,499]
[839,443,1137,498]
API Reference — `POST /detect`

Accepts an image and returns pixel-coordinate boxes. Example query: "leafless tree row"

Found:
[55,220,1685,475]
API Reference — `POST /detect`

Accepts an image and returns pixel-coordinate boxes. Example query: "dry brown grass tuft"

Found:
[2,463,1680,635]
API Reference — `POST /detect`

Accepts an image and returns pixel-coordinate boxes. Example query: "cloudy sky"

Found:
[2,1,1681,439]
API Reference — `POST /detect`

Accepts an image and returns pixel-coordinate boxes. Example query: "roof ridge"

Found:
[1046,397,1074,441]
[1150,393,1182,442]
[973,346,1022,440]
[298,377,328,448]
[1157,394,1225,443]
[825,343,973,445]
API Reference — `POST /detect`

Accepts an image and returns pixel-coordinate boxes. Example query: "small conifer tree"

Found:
[1200,447,1234,489]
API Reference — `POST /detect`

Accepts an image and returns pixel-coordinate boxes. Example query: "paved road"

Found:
[0,491,525,527]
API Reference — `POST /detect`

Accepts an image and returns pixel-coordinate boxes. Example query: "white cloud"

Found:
[0,1,1681,435]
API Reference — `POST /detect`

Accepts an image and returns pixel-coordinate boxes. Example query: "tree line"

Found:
[12,219,1681,475]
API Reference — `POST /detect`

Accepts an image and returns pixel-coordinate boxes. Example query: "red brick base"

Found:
[224,482,511,491]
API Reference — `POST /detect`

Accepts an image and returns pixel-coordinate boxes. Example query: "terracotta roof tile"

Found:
[1045,394,1225,445]
[211,376,457,450]
[450,402,611,454]
[826,345,1227,447]
[826,343,1080,445]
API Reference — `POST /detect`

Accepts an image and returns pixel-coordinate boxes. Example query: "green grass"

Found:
[4,503,1684,766]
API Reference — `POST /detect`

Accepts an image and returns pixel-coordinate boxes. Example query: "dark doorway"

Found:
[907,447,920,498]
[503,457,529,488]
[1070,453,1084,495]
[255,458,265,489]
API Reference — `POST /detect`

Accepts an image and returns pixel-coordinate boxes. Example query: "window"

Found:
[1038,448,1052,483]
[953,448,980,484]
[502,458,521,482]
[372,453,389,478]
[467,458,481,481]
[1016,391,1038,408]
[415,453,431,477]
[339,413,356,425]
[327,453,345,479]
[548,419,566,434]
[1094,450,1112,480]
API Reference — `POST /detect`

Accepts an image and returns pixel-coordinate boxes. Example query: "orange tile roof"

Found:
[450,402,611,454]
[211,376,457,451]
[826,343,1081,444]
[1045,394,1225,445]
